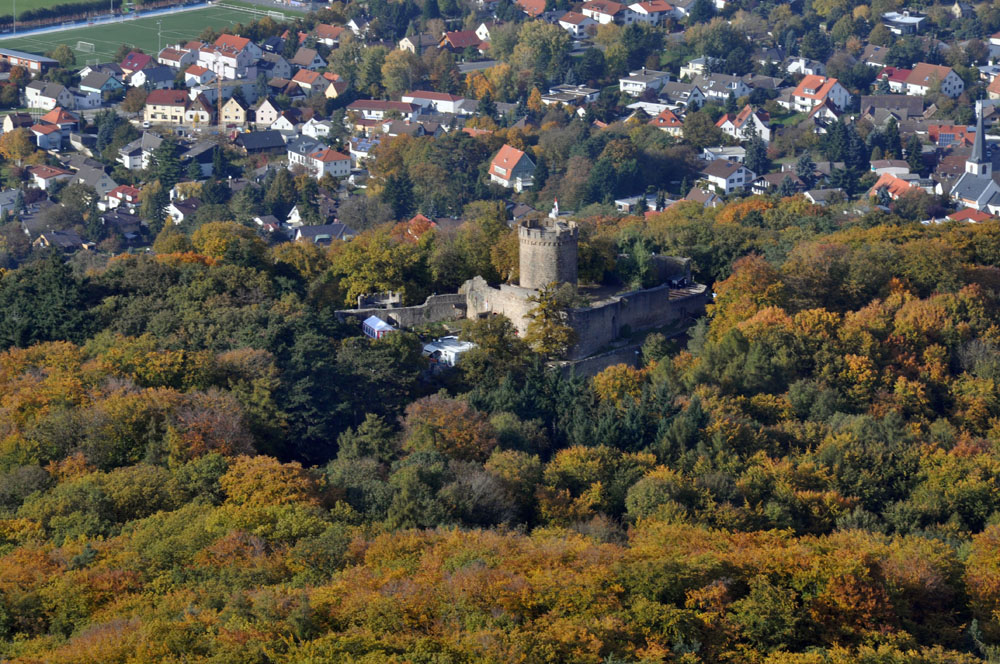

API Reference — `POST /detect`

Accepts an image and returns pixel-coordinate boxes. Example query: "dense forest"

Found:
[1,194,1000,662]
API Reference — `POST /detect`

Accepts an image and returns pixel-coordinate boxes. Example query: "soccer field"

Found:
[0,5,265,62]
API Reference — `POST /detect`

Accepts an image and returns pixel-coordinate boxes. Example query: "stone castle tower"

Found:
[518,218,578,290]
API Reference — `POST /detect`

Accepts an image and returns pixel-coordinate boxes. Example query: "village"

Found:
[0,0,997,317]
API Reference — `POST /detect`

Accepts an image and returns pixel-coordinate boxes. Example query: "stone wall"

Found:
[462,277,536,333]
[518,220,578,290]
[336,293,466,328]
[565,284,708,359]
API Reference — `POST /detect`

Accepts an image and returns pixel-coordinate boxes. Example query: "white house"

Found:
[701,160,755,194]
[25,81,74,110]
[715,105,771,143]
[786,57,826,77]
[184,65,215,87]
[626,0,675,24]
[401,90,465,114]
[287,137,351,179]
[558,11,597,37]
[302,117,333,138]
[786,75,852,113]
[30,123,62,151]
[619,67,670,96]
[581,0,626,23]
[903,63,964,97]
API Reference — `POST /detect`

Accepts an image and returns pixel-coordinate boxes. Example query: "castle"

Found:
[339,216,708,360]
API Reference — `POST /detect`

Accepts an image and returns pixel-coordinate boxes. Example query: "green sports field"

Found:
[0,5,276,62]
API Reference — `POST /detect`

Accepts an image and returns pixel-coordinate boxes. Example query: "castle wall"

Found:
[336,293,466,328]
[566,284,708,359]
[462,276,536,333]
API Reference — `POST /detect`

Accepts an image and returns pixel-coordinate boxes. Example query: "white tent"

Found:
[362,315,396,339]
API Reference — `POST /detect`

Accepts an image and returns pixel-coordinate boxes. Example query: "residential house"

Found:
[347,100,420,121]
[129,65,175,90]
[259,52,293,80]
[929,123,975,147]
[25,82,74,110]
[118,132,162,171]
[581,0,626,23]
[30,124,61,150]
[679,56,719,79]
[476,21,499,41]
[181,141,216,177]
[870,159,910,176]
[314,24,345,47]
[66,155,118,197]
[34,229,84,252]
[649,108,683,136]
[197,34,263,79]
[294,223,355,244]
[290,47,325,70]
[439,30,485,52]
[715,104,771,142]
[702,146,746,162]
[859,94,924,120]
[287,137,351,179]
[751,172,804,195]
[785,75,852,113]
[39,107,78,132]
[2,113,32,133]
[324,78,349,99]
[79,71,124,96]
[700,160,754,194]
[786,57,826,76]
[254,98,282,129]
[291,68,326,94]
[143,89,191,124]
[989,77,1000,99]
[28,165,72,190]
[804,188,846,206]
[896,63,964,97]
[626,0,675,25]
[167,197,203,224]
[349,136,380,166]
[515,0,546,15]
[861,44,891,68]
[398,33,438,54]
[221,97,249,126]
[681,186,723,207]
[867,171,923,200]
[235,130,286,154]
[158,46,195,69]
[346,17,370,36]
[882,10,926,35]
[558,11,597,37]
[489,144,535,191]
[120,51,153,76]
[541,84,599,106]
[659,81,705,108]
[106,184,141,212]
[302,117,333,138]
[102,210,145,244]
[184,65,215,87]
[620,67,670,96]
[949,207,994,222]
[270,109,303,134]
[691,73,751,102]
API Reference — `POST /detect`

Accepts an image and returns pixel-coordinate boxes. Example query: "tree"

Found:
[150,138,182,189]
[688,0,714,23]
[0,128,33,165]
[121,87,147,114]
[524,282,578,359]
[796,152,816,188]
[46,44,75,68]
[683,110,725,149]
[907,134,924,174]
[381,49,423,98]
[139,179,169,233]
[381,172,415,219]
[744,131,770,177]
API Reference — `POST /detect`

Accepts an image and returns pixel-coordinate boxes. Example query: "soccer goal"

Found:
[76,41,96,53]
[86,58,100,65]
[268,10,285,20]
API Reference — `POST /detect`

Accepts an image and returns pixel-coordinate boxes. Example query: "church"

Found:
[949,100,1000,213]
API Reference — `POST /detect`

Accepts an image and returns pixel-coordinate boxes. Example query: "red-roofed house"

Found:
[582,0,626,23]
[649,108,683,136]
[40,107,78,131]
[184,64,214,87]
[949,207,994,222]
[903,63,964,97]
[490,144,536,191]
[558,11,598,37]
[715,104,771,142]
[928,124,975,147]
[106,184,141,212]
[292,68,324,93]
[315,24,345,46]
[30,123,61,150]
[626,0,674,24]
[516,0,546,16]
[867,172,920,200]
[787,75,852,113]
[439,30,486,52]
[120,51,153,76]
[29,165,72,190]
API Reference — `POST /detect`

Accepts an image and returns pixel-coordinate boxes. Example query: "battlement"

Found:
[518,219,578,289]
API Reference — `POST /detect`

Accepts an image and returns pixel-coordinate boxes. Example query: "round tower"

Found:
[518,219,578,290]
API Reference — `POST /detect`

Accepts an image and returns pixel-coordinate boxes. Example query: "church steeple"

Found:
[967,100,991,176]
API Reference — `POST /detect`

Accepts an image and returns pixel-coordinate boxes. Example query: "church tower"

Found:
[967,100,992,176]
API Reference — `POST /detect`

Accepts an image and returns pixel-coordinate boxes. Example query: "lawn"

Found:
[0,5,268,62]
